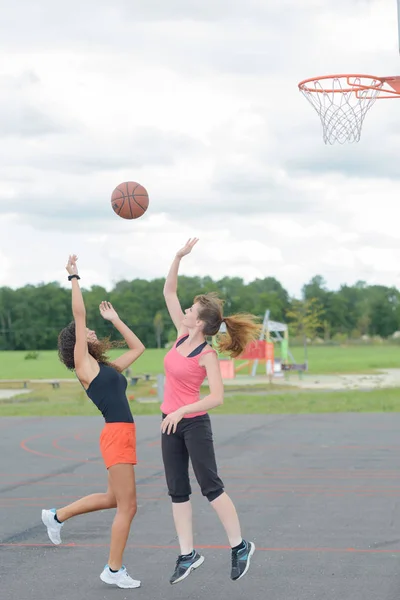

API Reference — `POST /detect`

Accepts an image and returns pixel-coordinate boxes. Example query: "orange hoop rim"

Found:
[298,73,400,98]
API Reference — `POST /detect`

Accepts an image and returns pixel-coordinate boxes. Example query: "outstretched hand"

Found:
[99,301,120,322]
[176,238,199,259]
[66,255,79,276]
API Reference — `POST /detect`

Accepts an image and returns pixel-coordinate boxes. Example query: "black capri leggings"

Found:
[161,413,224,503]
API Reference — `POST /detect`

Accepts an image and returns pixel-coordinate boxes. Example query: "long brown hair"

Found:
[57,321,125,371]
[194,292,261,358]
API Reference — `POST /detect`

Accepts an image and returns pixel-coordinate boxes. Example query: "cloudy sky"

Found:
[1,0,400,297]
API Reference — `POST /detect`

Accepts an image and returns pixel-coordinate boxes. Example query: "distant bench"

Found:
[280,363,308,379]
[0,374,153,390]
[0,379,73,390]
[0,379,30,389]
[128,374,152,386]
[281,364,308,372]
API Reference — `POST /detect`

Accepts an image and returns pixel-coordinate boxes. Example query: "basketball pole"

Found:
[397,0,400,55]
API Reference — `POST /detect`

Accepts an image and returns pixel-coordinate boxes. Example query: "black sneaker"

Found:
[231,540,255,581]
[169,550,205,585]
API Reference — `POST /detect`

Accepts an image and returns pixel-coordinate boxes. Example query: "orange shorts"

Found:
[99,422,137,469]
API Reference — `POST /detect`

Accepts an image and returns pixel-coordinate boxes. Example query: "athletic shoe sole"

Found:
[100,570,141,589]
[171,555,205,585]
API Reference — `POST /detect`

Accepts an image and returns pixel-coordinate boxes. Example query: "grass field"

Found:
[0,348,166,380]
[0,344,399,380]
[1,380,400,417]
[0,344,399,417]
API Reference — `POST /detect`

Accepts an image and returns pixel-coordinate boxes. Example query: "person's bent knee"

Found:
[171,494,190,503]
[128,500,137,518]
[105,494,117,509]
[117,498,137,518]
[207,488,224,503]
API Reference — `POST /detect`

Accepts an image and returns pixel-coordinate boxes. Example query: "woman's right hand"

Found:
[176,238,199,258]
[66,254,79,276]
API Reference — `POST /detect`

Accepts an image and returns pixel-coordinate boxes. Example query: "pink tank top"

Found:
[161,334,216,418]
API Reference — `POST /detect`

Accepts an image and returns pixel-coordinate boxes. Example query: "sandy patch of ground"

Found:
[272,369,400,391]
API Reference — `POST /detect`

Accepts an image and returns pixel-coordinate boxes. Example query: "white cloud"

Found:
[0,0,400,298]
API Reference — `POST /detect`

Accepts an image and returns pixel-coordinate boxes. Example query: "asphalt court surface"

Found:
[2,413,400,599]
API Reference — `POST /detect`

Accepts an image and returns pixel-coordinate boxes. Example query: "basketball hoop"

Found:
[298,74,400,144]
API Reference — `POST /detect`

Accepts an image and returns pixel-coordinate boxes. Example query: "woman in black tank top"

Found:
[41,255,145,590]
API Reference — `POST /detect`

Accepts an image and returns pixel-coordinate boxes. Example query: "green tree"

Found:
[153,311,164,349]
[286,297,325,341]
[3,273,400,351]
[287,297,325,364]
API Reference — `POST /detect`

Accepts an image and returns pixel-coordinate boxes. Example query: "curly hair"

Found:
[194,292,261,358]
[57,321,125,372]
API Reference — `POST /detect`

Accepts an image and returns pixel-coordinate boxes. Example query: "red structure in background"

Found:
[239,340,267,360]
[232,340,274,377]
[239,340,274,362]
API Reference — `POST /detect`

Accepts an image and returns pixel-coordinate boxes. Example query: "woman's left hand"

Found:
[99,301,119,322]
[161,408,186,434]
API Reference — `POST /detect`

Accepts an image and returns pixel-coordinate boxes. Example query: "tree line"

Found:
[0,274,399,351]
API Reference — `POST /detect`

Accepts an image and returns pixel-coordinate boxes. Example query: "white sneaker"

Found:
[41,508,63,545]
[100,565,141,589]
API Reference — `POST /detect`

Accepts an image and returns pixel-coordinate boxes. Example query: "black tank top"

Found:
[84,363,134,424]
[176,335,208,356]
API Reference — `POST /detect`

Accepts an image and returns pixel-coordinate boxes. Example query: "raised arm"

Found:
[99,301,145,371]
[66,255,90,375]
[163,238,199,334]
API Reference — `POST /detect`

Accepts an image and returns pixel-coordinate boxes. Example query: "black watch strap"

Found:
[68,274,81,281]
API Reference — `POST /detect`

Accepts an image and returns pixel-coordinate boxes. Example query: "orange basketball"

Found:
[111,181,149,220]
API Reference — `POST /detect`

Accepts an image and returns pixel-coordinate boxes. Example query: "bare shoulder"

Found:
[75,355,100,388]
[198,347,218,368]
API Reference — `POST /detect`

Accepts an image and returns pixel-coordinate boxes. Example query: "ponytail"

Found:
[194,292,261,357]
[217,313,261,358]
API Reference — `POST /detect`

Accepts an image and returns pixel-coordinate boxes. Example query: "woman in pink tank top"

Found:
[161,238,261,585]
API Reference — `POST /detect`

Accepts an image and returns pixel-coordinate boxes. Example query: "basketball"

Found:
[111,181,149,220]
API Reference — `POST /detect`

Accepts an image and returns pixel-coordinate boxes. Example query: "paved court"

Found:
[1,413,400,599]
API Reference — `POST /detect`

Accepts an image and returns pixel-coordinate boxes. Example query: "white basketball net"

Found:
[299,76,385,144]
